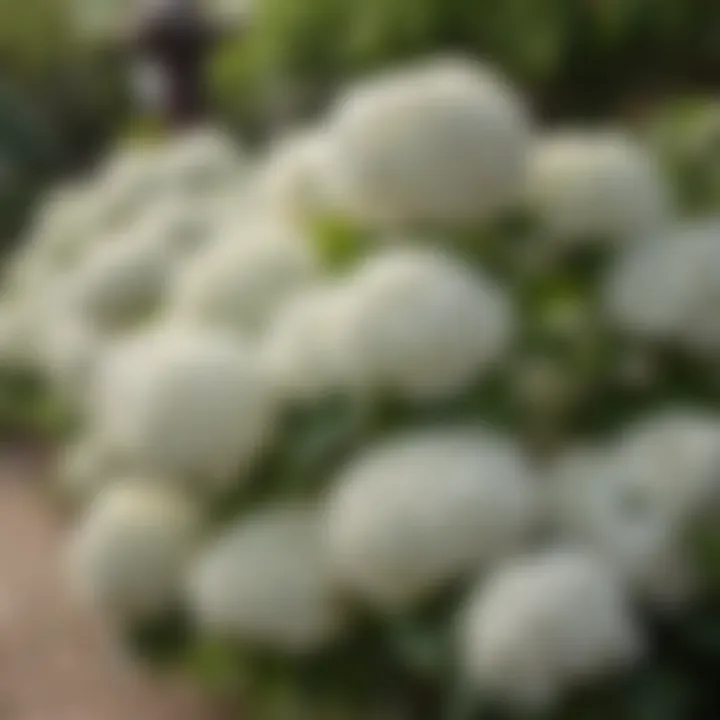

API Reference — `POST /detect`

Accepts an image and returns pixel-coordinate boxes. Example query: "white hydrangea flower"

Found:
[261,283,363,401]
[528,131,669,244]
[94,144,168,228]
[35,316,105,409]
[67,233,173,331]
[26,182,100,268]
[605,219,720,354]
[551,411,720,605]
[254,128,337,220]
[58,435,125,505]
[460,549,642,711]
[616,411,720,515]
[324,429,538,608]
[4,247,54,302]
[160,127,246,196]
[326,56,530,225]
[132,190,238,261]
[171,218,321,336]
[188,505,343,653]
[92,132,243,227]
[341,247,515,400]
[70,482,201,619]
[93,324,277,490]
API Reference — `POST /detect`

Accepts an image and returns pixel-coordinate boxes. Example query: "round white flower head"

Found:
[261,283,363,401]
[93,324,277,490]
[160,126,246,196]
[94,144,168,229]
[172,218,321,336]
[255,128,337,220]
[605,220,720,354]
[69,482,201,619]
[67,232,173,331]
[35,316,105,410]
[341,246,515,400]
[327,56,530,225]
[131,192,232,261]
[4,246,53,304]
[58,435,127,506]
[26,182,99,267]
[188,505,343,653]
[528,131,669,244]
[324,428,538,608]
[460,549,641,710]
[551,410,720,605]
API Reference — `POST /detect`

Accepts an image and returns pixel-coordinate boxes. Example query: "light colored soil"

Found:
[0,449,231,720]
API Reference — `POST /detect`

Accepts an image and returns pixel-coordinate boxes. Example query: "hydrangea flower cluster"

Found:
[2,58,720,719]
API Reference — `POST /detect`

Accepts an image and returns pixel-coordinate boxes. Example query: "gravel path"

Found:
[0,450,230,720]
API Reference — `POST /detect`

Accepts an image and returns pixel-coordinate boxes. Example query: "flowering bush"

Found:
[3,57,720,719]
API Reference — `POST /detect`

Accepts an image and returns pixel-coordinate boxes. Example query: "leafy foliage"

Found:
[211,0,720,126]
[646,98,720,213]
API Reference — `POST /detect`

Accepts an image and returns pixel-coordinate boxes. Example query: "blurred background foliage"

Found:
[0,0,129,247]
[0,0,128,158]
[210,0,720,130]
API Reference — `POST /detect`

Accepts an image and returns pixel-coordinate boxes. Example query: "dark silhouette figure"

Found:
[133,0,242,127]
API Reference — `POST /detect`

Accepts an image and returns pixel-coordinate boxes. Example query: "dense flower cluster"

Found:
[528,131,669,245]
[460,550,642,710]
[2,57,720,718]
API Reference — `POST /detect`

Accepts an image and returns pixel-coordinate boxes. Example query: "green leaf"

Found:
[186,639,248,694]
[308,213,370,272]
[123,607,193,668]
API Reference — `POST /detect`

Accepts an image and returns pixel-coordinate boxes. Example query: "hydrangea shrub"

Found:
[2,58,720,719]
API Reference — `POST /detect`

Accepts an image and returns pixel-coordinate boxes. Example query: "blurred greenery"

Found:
[645,97,720,213]
[210,0,720,129]
[1,0,130,160]
[0,363,73,442]
[0,84,58,245]
[0,0,130,249]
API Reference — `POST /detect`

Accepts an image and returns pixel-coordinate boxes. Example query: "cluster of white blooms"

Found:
[65,232,174,331]
[171,217,321,336]
[551,410,720,606]
[325,57,531,226]
[324,428,538,608]
[460,550,642,710]
[261,247,515,402]
[92,324,277,491]
[528,131,669,245]
[70,482,202,619]
[58,435,122,504]
[261,283,363,400]
[253,129,338,221]
[605,219,720,354]
[6,53,720,715]
[188,505,343,653]
[0,129,248,392]
[39,321,105,410]
[23,182,101,270]
[340,247,515,400]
